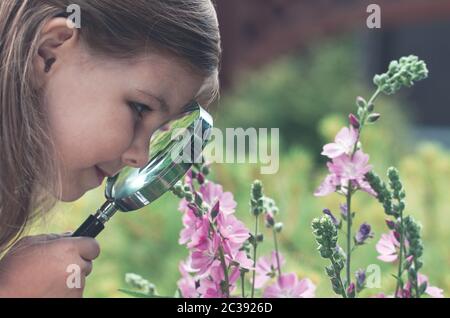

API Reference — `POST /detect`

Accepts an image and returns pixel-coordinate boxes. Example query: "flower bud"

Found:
[354,222,374,245]
[347,282,356,298]
[248,234,256,246]
[185,192,194,203]
[251,180,263,200]
[271,206,279,215]
[355,269,366,292]
[406,255,414,264]
[323,209,340,228]
[173,182,183,192]
[356,96,367,108]
[402,255,414,271]
[265,213,275,228]
[211,201,220,220]
[257,197,265,206]
[393,230,401,242]
[256,234,264,242]
[385,219,396,230]
[171,182,184,198]
[339,204,348,220]
[194,192,203,207]
[201,165,210,176]
[408,267,417,281]
[197,172,205,185]
[367,113,381,123]
[348,113,360,129]
[187,203,199,215]
[418,282,428,296]
[274,222,283,233]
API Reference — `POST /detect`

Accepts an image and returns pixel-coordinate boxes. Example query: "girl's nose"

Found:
[121,140,150,169]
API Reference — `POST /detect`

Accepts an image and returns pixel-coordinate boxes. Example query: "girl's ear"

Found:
[34,18,79,77]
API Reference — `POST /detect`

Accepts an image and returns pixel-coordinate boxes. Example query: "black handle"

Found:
[71,214,105,238]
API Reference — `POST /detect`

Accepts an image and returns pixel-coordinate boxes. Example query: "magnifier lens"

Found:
[71,102,213,238]
[107,103,210,203]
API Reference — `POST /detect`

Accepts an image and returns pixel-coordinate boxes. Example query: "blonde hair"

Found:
[0,0,221,253]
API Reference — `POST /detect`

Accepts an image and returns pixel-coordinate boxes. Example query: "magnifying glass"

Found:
[71,102,213,238]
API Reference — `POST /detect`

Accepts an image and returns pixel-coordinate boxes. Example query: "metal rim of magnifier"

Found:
[104,102,213,212]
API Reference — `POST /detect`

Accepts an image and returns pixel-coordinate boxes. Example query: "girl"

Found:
[0,0,221,297]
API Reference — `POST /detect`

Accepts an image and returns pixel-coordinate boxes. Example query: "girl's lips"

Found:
[94,166,106,184]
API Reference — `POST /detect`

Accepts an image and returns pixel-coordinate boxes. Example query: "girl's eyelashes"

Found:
[128,101,153,119]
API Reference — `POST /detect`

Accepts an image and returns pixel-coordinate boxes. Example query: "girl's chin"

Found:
[59,183,92,202]
[59,189,85,202]
[56,173,103,202]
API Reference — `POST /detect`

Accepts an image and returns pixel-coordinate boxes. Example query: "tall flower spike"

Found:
[312,216,346,297]
[373,55,428,95]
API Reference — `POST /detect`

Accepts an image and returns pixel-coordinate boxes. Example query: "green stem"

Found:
[218,245,230,298]
[241,271,246,298]
[413,261,420,298]
[342,89,382,290]
[394,212,405,298]
[352,88,382,153]
[345,182,353,288]
[273,229,282,277]
[367,88,381,107]
[251,215,259,298]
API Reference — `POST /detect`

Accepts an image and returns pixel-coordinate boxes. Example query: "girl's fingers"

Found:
[71,237,101,261]
[80,259,93,277]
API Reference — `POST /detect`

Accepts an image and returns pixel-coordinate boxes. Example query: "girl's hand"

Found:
[0,233,100,298]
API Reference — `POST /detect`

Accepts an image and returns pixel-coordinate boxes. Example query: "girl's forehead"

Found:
[117,53,199,81]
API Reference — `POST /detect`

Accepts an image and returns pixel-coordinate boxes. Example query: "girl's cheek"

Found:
[101,125,136,159]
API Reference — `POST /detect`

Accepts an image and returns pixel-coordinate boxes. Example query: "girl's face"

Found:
[36,19,205,202]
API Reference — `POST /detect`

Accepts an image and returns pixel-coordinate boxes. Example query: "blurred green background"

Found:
[31,36,450,298]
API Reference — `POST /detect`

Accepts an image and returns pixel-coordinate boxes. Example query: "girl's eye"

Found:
[129,102,153,119]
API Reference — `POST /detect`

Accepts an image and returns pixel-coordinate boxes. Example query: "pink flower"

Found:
[315,150,375,197]
[209,252,252,292]
[191,235,221,275]
[254,251,286,288]
[178,197,191,214]
[327,151,374,193]
[376,231,400,262]
[197,278,224,298]
[186,216,210,249]
[321,126,358,159]
[178,181,242,250]
[200,182,237,215]
[405,273,444,298]
[177,260,200,298]
[179,208,203,245]
[216,213,250,254]
[425,286,445,298]
[229,250,254,272]
[314,174,339,197]
[226,254,254,294]
[263,273,316,298]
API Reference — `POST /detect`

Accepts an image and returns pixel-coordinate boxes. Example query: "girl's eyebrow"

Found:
[136,89,169,113]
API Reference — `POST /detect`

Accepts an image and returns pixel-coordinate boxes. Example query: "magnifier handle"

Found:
[71,215,105,238]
